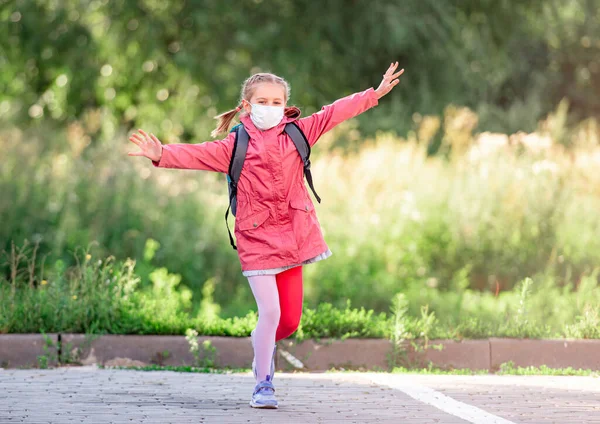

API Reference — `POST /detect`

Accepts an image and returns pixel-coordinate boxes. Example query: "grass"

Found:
[497,361,599,377]
[326,363,599,377]
[389,363,598,377]
[98,364,252,374]
[390,366,488,376]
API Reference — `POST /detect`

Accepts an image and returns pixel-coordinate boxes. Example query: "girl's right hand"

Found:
[128,129,163,162]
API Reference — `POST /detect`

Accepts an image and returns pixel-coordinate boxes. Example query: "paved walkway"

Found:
[1,366,599,423]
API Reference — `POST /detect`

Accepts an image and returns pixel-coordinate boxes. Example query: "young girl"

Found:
[128,62,404,409]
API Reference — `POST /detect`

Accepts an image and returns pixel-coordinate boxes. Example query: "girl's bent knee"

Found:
[279,314,300,334]
[276,313,301,340]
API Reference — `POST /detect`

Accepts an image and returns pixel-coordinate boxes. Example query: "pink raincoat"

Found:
[152,87,379,272]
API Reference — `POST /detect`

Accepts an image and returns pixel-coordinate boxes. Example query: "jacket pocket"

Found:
[288,197,314,249]
[237,209,270,231]
[289,197,314,213]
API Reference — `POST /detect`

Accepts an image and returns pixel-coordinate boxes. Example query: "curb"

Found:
[489,338,600,371]
[279,339,492,371]
[61,334,252,368]
[1,335,599,371]
[0,334,59,369]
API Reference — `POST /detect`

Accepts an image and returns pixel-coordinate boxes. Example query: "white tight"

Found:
[247,274,280,383]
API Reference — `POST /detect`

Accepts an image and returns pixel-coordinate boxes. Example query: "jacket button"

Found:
[253,223,258,227]
[305,205,308,211]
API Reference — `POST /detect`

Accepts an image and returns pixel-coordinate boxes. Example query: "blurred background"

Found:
[1,0,599,337]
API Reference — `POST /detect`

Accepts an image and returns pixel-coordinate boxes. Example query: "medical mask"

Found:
[250,103,284,130]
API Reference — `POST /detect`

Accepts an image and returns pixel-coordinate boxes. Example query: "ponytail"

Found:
[284,106,301,119]
[211,105,242,138]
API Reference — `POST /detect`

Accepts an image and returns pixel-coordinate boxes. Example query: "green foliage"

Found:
[4,106,600,320]
[36,333,58,369]
[503,278,541,338]
[391,366,487,376]
[185,328,218,368]
[143,238,160,263]
[1,0,598,138]
[0,124,245,317]
[294,299,389,341]
[389,293,410,368]
[1,243,599,339]
[565,305,600,339]
[497,361,599,377]
[198,278,221,322]
[389,363,599,376]
[103,364,250,373]
[390,294,410,341]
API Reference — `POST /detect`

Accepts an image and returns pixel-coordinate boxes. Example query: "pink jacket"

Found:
[152,87,379,272]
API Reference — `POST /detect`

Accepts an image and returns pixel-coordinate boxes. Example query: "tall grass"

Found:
[2,104,600,319]
[309,106,600,312]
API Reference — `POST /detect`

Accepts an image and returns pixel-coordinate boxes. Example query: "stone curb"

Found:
[1,335,599,371]
[60,334,252,368]
[0,334,59,369]
[279,338,492,371]
[489,338,600,371]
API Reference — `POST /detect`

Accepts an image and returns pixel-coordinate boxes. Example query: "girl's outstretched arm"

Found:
[297,62,404,147]
[128,129,235,173]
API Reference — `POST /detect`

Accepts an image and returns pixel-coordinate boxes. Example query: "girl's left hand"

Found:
[375,62,404,99]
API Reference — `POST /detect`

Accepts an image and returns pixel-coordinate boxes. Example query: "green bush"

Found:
[1,243,598,339]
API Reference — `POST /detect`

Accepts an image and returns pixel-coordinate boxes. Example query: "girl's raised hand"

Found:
[128,129,163,162]
[375,61,404,99]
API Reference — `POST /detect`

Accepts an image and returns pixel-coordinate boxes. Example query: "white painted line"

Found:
[279,349,305,369]
[368,374,517,424]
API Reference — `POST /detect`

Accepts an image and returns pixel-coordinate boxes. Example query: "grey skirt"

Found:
[242,248,332,277]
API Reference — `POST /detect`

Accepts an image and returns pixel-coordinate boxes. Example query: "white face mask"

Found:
[250,103,284,130]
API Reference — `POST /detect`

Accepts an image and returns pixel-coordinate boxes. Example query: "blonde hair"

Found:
[211,73,301,137]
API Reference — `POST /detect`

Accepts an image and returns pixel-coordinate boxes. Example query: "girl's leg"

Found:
[247,274,280,383]
[275,266,304,341]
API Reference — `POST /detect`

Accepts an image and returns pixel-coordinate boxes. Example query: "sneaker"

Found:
[249,374,278,409]
[250,329,276,381]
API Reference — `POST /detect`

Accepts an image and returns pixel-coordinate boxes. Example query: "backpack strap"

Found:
[284,122,321,203]
[225,124,250,250]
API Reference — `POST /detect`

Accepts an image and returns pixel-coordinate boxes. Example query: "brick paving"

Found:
[0,366,598,423]
[390,374,600,424]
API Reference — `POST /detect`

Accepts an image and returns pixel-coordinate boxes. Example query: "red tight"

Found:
[274,265,304,341]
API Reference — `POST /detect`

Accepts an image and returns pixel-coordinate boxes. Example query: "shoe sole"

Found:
[249,400,278,409]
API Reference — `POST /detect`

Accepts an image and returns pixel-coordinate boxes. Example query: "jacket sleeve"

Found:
[151,131,235,174]
[296,87,379,147]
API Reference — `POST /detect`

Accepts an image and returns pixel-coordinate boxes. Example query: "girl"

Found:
[128,62,404,409]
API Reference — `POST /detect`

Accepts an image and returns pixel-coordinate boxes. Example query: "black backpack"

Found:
[225,122,322,250]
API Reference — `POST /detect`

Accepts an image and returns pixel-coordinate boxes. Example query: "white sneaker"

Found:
[249,374,278,409]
